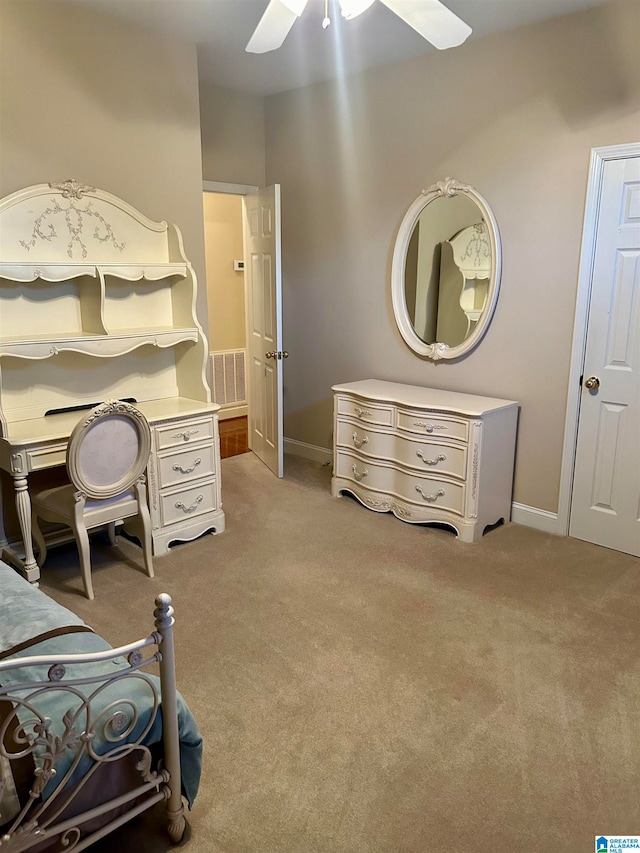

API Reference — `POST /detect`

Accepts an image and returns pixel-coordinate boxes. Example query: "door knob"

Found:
[265,351,276,359]
[584,376,600,390]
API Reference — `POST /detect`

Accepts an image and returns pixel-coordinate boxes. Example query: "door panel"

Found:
[244,185,283,477]
[252,355,264,440]
[570,157,640,555]
[251,255,263,335]
[263,255,274,343]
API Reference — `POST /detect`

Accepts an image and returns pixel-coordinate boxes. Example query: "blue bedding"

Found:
[0,561,202,808]
[0,560,87,652]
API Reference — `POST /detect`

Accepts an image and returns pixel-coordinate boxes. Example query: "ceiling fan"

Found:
[246,0,472,54]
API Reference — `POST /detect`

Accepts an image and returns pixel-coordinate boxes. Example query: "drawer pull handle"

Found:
[172,429,200,442]
[416,451,446,466]
[354,407,372,418]
[415,486,445,503]
[352,432,369,449]
[414,421,447,433]
[172,457,202,475]
[351,464,368,482]
[175,494,204,513]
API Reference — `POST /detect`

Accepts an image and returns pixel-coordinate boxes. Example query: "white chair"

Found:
[31,400,154,600]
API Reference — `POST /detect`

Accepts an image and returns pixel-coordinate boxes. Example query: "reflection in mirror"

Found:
[391,178,501,361]
[404,194,488,347]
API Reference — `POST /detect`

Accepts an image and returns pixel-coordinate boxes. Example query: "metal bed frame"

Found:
[0,593,186,851]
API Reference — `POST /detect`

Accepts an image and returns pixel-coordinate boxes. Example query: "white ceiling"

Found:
[70,0,608,96]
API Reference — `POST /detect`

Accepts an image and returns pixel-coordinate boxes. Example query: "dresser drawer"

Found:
[160,478,217,527]
[154,416,215,451]
[336,395,394,427]
[396,409,469,442]
[335,451,465,516]
[336,419,467,480]
[158,442,215,489]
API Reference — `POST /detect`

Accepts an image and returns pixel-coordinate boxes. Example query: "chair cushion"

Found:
[32,484,138,520]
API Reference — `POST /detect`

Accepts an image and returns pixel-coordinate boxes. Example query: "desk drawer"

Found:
[154,416,215,451]
[158,443,215,489]
[26,444,67,471]
[160,478,217,527]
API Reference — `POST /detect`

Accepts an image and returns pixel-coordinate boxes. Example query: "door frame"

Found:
[556,142,640,536]
[202,179,258,420]
[203,181,258,196]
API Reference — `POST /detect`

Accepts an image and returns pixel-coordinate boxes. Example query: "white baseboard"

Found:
[284,438,332,465]
[510,502,558,534]
[284,439,560,534]
[218,404,248,421]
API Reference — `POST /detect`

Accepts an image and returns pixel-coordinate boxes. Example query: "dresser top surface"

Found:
[332,380,518,416]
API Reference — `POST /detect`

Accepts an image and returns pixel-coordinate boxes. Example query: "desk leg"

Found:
[0,474,8,550]
[13,474,40,583]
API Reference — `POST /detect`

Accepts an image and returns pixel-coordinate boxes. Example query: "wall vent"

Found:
[211,349,247,408]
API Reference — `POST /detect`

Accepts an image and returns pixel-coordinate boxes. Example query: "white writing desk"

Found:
[0,398,225,583]
[0,181,225,582]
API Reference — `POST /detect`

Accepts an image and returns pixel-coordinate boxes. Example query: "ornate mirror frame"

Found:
[391,177,502,361]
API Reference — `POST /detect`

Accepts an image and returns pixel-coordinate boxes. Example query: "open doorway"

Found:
[202,187,251,458]
[202,181,285,474]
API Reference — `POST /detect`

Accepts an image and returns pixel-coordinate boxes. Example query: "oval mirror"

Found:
[391,177,501,360]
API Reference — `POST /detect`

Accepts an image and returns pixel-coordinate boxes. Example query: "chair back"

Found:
[67,400,151,500]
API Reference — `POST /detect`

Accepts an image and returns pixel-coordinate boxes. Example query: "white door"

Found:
[569,155,640,556]
[243,185,284,477]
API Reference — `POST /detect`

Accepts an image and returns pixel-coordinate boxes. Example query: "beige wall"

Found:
[203,192,246,351]
[264,0,640,513]
[0,0,208,330]
[0,0,209,536]
[200,81,266,186]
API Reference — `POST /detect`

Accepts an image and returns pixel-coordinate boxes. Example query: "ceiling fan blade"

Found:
[246,0,308,54]
[379,0,472,50]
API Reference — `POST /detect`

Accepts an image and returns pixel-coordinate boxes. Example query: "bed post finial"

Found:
[154,592,174,629]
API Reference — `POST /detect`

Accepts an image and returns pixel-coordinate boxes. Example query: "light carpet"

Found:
[38,452,640,852]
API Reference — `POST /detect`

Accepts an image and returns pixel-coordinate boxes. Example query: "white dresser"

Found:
[331,380,518,542]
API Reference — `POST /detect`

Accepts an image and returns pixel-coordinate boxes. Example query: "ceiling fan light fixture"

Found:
[247,0,471,55]
[379,0,472,50]
[246,0,309,53]
[280,0,308,15]
[339,0,375,19]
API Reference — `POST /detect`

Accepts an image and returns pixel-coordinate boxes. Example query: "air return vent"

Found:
[211,350,246,407]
